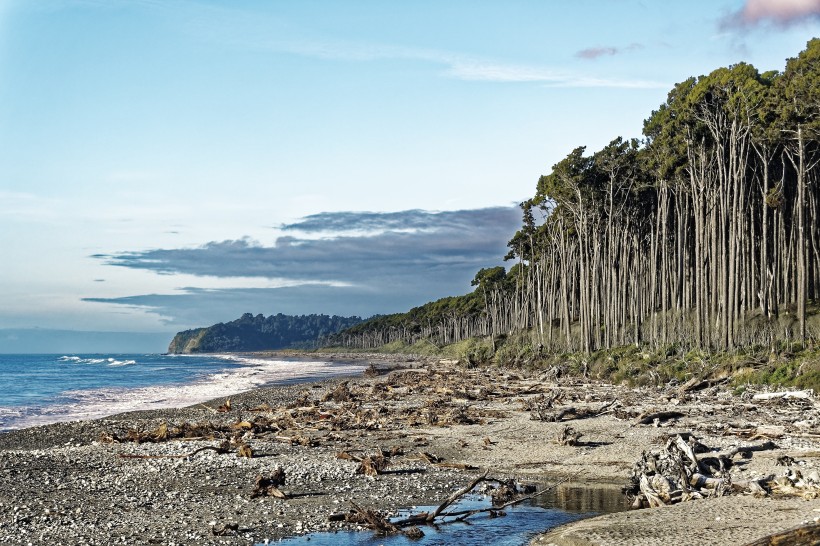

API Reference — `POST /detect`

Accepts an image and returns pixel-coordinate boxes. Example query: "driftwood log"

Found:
[752,390,813,401]
[533,399,617,422]
[628,433,783,509]
[635,410,685,426]
[743,521,820,546]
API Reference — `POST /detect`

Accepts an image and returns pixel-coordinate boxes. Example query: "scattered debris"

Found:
[236,442,254,458]
[322,381,354,403]
[555,425,582,446]
[363,363,381,378]
[624,433,808,509]
[211,522,239,536]
[89,362,820,543]
[250,468,289,499]
[355,454,389,477]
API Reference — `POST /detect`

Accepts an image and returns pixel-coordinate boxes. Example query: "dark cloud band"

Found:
[86,206,522,325]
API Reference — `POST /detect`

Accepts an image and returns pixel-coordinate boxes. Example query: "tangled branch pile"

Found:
[626,433,820,509]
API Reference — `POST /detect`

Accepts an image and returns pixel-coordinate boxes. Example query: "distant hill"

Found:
[167,312,363,354]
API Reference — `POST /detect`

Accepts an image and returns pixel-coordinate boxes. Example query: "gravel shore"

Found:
[1,353,819,545]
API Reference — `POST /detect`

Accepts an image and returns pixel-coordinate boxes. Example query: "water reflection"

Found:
[271,483,628,546]
[537,481,630,513]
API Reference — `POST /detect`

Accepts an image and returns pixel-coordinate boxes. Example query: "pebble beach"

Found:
[1,353,819,545]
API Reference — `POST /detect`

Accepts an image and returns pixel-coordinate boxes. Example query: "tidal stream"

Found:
[272,483,628,546]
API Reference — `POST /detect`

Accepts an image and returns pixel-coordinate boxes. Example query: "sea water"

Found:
[0,353,365,431]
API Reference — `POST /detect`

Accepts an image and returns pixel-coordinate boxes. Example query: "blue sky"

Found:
[1,0,819,351]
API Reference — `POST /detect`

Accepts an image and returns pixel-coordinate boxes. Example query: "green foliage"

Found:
[329,289,487,345]
[440,337,493,364]
[331,39,820,365]
[493,338,538,367]
[732,350,820,392]
[169,312,363,353]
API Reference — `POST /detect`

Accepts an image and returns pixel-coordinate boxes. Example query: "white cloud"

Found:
[724,0,820,28]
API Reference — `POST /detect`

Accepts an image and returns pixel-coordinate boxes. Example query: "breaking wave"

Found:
[0,355,365,431]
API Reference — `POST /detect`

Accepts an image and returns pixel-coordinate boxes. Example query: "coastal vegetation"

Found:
[326,40,820,390]
[168,312,362,353]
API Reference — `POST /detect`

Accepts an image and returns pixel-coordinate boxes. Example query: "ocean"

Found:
[0,353,365,431]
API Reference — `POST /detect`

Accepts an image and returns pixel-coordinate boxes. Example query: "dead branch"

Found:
[555,425,582,446]
[752,390,814,401]
[434,462,479,470]
[536,399,617,422]
[250,468,289,499]
[636,410,685,426]
[718,441,779,460]
[677,376,728,394]
[742,521,820,545]
[436,472,581,521]
[348,501,400,535]
[117,445,229,459]
[355,454,389,476]
[425,470,489,522]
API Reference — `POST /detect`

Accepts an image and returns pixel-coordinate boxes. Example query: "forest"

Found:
[330,39,820,359]
[168,312,363,353]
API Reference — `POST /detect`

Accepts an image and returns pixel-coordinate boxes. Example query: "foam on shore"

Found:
[0,356,365,431]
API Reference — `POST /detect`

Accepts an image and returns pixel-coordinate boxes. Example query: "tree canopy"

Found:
[334,39,820,354]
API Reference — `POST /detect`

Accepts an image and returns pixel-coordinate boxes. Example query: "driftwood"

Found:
[718,440,779,461]
[423,470,490,523]
[348,501,401,535]
[116,443,254,459]
[555,425,582,446]
[434,462,480,470]
[742,521,820,546]
[627,434,785,508]
[636,410,685,426]
[250,468,288,499]
[335,470,579,536]
[534,399,617,422]
[355,454,389,477]
[211,522,238,536]
[677,376,729,395]
[414,451,442,464]
[752,390,813,401]
[524,390,564,420]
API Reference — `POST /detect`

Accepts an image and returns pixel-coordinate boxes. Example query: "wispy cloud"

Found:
[721,0,820,28]
[575,43,643,61]
[134,0,666,89]
[576,47,619,60]
[444,60,665,88]
[86,207,523,325]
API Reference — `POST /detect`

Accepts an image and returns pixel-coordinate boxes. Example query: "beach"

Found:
[0,353,818,545]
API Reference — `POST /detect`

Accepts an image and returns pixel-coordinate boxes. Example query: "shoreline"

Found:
[0,351,401,434]
[0,353,818,545]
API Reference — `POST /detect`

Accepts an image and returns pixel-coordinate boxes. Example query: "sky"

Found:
[1,0,820,352]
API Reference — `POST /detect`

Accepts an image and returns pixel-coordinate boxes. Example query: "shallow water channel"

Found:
[271,483,628,546]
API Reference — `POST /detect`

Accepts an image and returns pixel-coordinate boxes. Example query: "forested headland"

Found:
[329,40,820,386]
[168,313,362,353]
